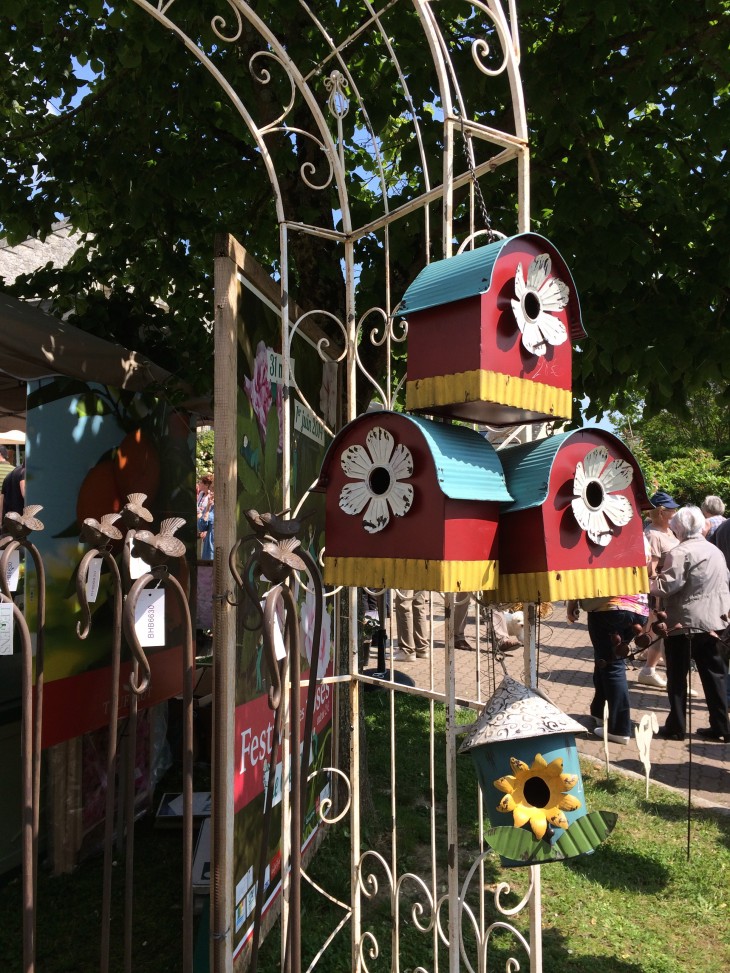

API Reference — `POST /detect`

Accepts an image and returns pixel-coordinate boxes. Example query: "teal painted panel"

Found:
[403,414,512,503]
[399,238,507,315]
[496,433,571,513]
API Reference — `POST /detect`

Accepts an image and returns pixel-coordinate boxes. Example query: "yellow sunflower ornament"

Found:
[495,754,582,841]
[460,676,617,865]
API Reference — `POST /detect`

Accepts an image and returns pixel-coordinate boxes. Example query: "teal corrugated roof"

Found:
[397,233,586,342]
[402,414,512,502]
[398,238,506,315]
[497,432,572,513]
[497,429,653,513]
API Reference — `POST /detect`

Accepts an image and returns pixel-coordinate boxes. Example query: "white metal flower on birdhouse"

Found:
[511,253,570,357]
[339,426,414,534]
[571,446,634,546]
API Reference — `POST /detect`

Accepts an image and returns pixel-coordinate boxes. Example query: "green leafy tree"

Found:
[196,428,214,481]
[610,385,730,503]
[0,1,728,417]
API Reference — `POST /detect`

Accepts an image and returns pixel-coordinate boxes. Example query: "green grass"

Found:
[1,695,728,972]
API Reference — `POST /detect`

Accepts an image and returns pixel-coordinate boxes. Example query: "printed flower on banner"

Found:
[244,341,273,439]
[511,253,570,357]
[571,446,634,547]
[300,587,332,679]
[494,754,581,841]
[339,426,414,534]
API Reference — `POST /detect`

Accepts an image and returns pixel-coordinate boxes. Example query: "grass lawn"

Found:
[1,694,728,972]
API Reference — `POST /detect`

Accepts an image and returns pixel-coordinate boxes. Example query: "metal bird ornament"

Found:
[131,517,186,566]
[259,536,308,583]
[119,493,154,531]
[3,504,44,539]
[244,508,312,541]
[80,513,123,549]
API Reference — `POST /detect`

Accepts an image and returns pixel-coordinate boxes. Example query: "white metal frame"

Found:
[132,3,541,971]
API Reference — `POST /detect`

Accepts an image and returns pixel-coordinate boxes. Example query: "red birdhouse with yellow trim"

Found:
[398,234,585,425]
[313,411,512,592]
[491,429,651,604]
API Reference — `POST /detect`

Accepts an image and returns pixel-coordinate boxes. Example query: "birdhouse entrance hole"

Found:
[522,290,541,322]
[523,775,551,809]
[583,479,605,511]
[368,465,392,496]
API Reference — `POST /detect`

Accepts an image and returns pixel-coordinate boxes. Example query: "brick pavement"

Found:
[386,600,729,811]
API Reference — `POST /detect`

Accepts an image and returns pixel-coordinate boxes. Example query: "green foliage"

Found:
[195,427,214,480]
[0,2,728,416]
[611,385,730,503]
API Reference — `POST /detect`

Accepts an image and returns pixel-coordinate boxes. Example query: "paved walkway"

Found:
[387,600,729,811]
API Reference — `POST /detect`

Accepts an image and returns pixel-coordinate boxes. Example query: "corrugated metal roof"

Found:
[315,411,513,504]
[497,433,570,513]
[498,429,653,514]
[402,414,513,502]
[397,233,586,343]
[399,237,505,315]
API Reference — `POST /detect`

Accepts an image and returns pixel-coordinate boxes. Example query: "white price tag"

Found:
[85,557,102,604]
[128,535,151,581]
[261,594,286,661]
[0,602,13,655]
[134,588,166,647]
[5,549,20,593]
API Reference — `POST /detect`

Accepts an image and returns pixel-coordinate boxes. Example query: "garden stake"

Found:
[76,513,124,973]
[0,507,47,973]
[122,517,194,973]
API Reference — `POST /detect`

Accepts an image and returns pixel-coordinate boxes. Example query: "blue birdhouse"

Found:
[459,675,615,867]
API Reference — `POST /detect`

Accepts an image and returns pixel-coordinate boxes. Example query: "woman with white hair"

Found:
[651,506,730,742]
[701,495,725,540]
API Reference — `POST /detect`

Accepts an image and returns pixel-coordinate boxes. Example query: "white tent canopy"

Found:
[0,428,25,445]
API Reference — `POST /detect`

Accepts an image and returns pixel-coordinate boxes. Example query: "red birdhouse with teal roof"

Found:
[492,428,652,604]
[314,410,512,592]
[398,234,585,425]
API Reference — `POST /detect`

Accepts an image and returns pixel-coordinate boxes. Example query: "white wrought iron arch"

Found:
[109,6,535,973]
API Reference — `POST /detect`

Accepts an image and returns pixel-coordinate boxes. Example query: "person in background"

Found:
[453,594,521,652]
[197,487,215,560]
[394,589,430,661]
[639,491,680,690]
[701,495,725,541]
[709,515,730,709]
[567,587,649,745]
[0,446,13,490]
[0,462,25,521]
[196,474,213,518]
[651,506,730,743]
[453,591,473,651]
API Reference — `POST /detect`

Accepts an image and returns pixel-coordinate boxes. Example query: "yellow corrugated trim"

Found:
[323,556,499,592]
[406,369,572,421]
[481,565,650,604]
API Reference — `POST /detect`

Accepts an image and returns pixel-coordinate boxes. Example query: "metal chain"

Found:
[458,112,496,241]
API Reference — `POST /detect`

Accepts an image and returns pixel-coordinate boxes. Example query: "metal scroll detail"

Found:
[0,507,46,973]
[230,510,326,973]
[74,497,195,973]
[121,514,195,973]
[455,854,534,973]
[76,512,124,973]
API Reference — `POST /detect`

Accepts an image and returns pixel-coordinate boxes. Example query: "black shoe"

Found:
[696,727,730,742]
[656,727,685,741]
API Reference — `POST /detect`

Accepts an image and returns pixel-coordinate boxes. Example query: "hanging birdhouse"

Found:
[398,234,585,425]
[313,411,512,592]
[491,428,651,604]
[459,675,616,867]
